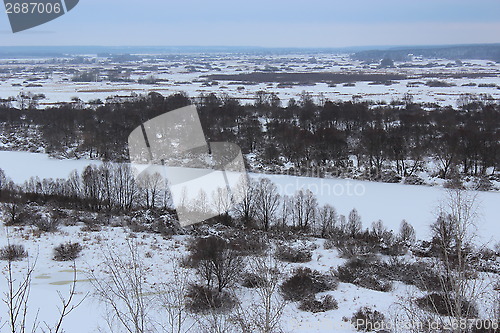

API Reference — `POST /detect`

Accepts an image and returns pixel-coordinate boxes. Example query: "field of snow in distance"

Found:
[1,54,499,107]
[0,150,498,242]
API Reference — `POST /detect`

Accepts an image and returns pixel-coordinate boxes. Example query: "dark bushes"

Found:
[186,284,237,313]
[351,306,386,332]
[335,239,378,258]
[241,272,266,288]
[34,217,59,232]
[228,232,269,256]
[0,244,27,261]
[53,242,83,261]
[381,258,449,292]
[281,267,338,301]
[335,257,449,293]
[335,258,392,292]
[299,295,338,313]
[275,245,312,263]
[416,292,479,318]
[187,236,243,292]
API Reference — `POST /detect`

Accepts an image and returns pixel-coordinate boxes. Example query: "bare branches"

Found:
[3,256,38,333]
[233,252,288,333]
[88,240,155,333]
[44,265,89,333]
[154,261,195,333]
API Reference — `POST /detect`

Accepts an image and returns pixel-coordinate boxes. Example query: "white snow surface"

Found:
[0,150,498,242]
[0,151,498,332]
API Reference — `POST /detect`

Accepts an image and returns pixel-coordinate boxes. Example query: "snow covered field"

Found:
[0,225,406,333]
[0,150,499,332]
[0,150,498,242]
[1,54,499,107]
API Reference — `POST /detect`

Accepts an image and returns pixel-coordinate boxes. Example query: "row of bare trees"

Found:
[0,163,170,213]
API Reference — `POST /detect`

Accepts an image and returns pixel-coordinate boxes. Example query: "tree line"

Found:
[0,91,498,182]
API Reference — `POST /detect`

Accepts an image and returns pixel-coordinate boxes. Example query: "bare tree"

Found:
[155,259,195,333]
[1,201,26,226]
[0,167,7,192]
[396,189,488,332]
[398,220,416,246]
[318,204,338,238]
[291,189,317,231]
[88,241,155,333]
[255,178,280,232]
[277,195,293,231]
[212,187,232,224]
[2,253,85,333]
[43,265,88,333]
[234,252,288,333]
[188,236,243,293]
[371,219,386,239]
[233,177,257,227]
[432,189,481,324]
[347,208,362,237]
[112,164,138,211]
[137,172,163,210]
[196,309,237,333]
[2,256,38,333]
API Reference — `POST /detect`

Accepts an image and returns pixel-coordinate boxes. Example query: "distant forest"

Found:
[353,44,500,62]
[0,91,499,184]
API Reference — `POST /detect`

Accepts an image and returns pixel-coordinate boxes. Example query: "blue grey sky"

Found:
[1,0,499,47]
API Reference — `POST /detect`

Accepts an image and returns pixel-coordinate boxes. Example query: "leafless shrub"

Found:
[0,244,27,261]
[281,267,338,301]
[416,292,478,318]
[88,241,156,333]
[275,245,312,263]
[351,306,386,332]
[228,232,269,256]
[1,202,27,226]
[186,284,237,314]
[298,295,338,313]
[53,242,83,261]
[2,256,86,333]
[334,258,392,292]
[187,236,244,292]
[34,216,59,232]
[232,253,288,333]
[241,272,266,288]
[154,260,195,333]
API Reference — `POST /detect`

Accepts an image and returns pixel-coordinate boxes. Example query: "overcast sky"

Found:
[1,0,499,47]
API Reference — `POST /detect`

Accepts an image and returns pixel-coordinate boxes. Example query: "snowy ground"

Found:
[1,54,499,107]
[0,150,499,242]
[0,225,408,333]
[0,151,498,332]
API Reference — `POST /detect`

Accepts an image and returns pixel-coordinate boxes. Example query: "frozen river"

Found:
[0,150,498,242]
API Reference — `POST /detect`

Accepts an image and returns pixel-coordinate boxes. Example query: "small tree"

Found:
[1,202,26,226]
[399,220,416,246]
[233,177,257,227]
[318,204,338,238]
[255,178,280,232]
[188,236,243,292]
[347,208,362,237]
[155,258,195,333]
[2,255,86,333]
[234,253,288,333]
[291,189,318,231]
[88,241,155,333]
